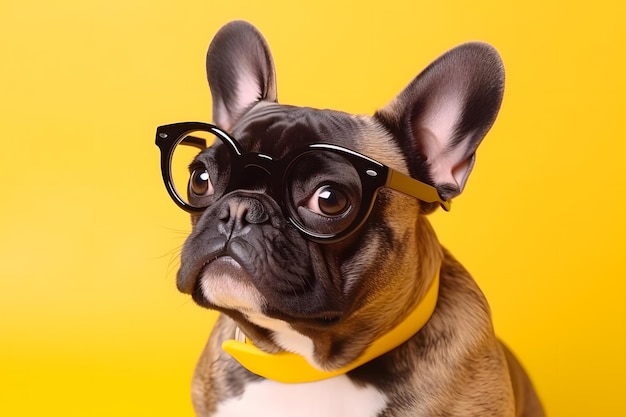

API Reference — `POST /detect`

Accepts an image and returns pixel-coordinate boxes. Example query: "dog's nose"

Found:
[217,195,270,237]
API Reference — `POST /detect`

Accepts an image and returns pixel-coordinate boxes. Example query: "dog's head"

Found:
[163,21,504,370]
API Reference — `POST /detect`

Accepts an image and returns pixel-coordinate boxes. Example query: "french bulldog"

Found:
[156,20,544,417]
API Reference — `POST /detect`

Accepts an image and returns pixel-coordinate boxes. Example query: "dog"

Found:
[155,20,544,417]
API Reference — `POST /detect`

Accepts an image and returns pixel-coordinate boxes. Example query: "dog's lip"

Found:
[190,255,262,310]
[200,255,243,275]
[177,251,242,294]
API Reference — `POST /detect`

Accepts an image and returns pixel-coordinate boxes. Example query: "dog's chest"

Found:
[214,375,388,417]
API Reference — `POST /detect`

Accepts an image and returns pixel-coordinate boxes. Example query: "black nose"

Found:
[217,194,270,238]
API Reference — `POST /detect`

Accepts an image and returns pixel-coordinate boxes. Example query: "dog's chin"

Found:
[191,256,266,314]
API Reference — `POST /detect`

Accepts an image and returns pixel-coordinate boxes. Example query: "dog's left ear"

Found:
[206,21,278,131]
[377,43,505,201]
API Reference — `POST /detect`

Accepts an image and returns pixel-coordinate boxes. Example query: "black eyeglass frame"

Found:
[155,122,450,243]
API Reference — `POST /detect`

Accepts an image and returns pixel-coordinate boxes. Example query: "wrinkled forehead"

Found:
[229,103,406,170]
[230,103,360,156]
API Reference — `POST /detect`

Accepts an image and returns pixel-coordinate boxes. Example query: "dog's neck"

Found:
[222,265,440,383]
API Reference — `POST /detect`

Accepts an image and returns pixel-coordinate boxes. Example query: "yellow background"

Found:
[1,0,624,415]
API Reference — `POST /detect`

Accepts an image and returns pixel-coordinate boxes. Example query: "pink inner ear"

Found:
[451,154,475,191]
[212,99,230,130]
[235,71,263,116]
[421,133,471,189]
[213,71,263,131]
[414,93,469,188]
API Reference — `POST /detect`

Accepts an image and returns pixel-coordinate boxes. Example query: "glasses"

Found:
[155,122,450,243]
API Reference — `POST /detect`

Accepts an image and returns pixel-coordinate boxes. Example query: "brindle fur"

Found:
[178,21,544,416]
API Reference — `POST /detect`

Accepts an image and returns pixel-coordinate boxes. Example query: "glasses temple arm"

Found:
[386,170,451,211]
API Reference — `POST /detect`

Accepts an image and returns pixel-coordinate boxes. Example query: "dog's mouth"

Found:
[188,255,263,311]
[200,255,242,277]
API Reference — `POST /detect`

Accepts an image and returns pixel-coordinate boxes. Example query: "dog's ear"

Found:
[206,21,277,131]
[376,43,505,201]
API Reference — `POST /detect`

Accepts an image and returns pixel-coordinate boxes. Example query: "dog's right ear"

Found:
[206,21,278,131]
[376,43,504,202]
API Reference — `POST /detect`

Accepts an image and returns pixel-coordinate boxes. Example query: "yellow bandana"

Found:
[222,268,440,384]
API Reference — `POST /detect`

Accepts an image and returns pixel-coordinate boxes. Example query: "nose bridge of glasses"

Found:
[230,153,276,192]
[243,152,274,173]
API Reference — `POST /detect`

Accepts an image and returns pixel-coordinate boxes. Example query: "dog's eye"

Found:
[307,185,350,216]
[189,168,214,197]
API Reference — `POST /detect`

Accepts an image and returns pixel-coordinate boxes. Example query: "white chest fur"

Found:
[214,375,388,417]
